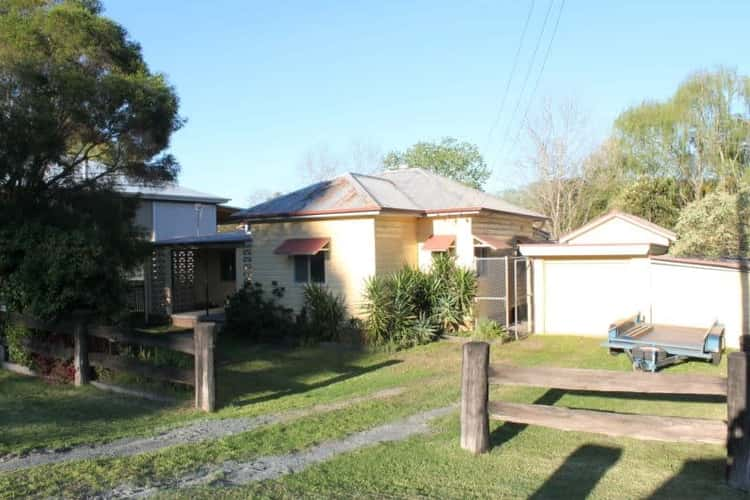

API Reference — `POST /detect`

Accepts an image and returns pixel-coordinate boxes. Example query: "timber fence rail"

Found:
[460,341,750,491]
[1,312,215,412]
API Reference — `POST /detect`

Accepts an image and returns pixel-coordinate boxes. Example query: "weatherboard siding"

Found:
[471,214,536,241]
[250,217,376,316]
[374,217,418,275]
[565,216,672,246]
[152,201,217,241]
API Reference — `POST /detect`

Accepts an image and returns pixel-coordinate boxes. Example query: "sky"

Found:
[103,0,750,206]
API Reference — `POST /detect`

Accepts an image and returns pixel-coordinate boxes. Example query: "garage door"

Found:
[542,259,637,335]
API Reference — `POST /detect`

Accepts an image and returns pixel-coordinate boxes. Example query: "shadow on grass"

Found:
[214,339,402,408]
[561,388,726,404]
[490,389,565,448]
[0,373,171,453]
[648,458,741,499]
[529,444,622,500]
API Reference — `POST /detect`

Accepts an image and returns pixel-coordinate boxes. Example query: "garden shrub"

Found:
[671,189,750,258]
[224,282,295,341]
[362,254,477,349]
[471,318,508,341]
[2,321,33,367]
[300,284,347,341]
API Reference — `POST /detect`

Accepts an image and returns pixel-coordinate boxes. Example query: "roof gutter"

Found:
[234,206,547,222]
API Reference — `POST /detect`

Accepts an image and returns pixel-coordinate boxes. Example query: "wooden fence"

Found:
[460,342,750,490]
[2,313,216,412]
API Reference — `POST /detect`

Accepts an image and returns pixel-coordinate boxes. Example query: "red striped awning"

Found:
[422,235,455,251]
[274,237,330,255]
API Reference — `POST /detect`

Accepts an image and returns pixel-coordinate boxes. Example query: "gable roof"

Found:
[233,168,545,221]
[558,210,677,244]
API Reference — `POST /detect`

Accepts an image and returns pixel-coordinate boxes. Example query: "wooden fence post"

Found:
[72,311,90,386]
[728,351,750,490]
[461,341,490,454]
[194,322,216,412]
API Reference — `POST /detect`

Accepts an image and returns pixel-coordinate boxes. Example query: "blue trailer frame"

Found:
[602,314,724,372]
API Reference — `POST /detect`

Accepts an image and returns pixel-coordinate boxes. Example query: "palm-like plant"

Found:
[361,253,478,349]
[362,276,392,345]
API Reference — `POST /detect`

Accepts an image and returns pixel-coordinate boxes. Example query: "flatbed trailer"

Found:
[603,314,724,372]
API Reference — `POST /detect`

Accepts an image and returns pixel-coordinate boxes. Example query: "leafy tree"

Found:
[383,137,490,190]
[671,190,750,258]
[615,67,750,203]
[610,177,682,229]
[0,0,182,319]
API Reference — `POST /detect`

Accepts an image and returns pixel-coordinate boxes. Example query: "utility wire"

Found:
[485,0,536,147]
[506,0,566,155]
[492,0,555,168]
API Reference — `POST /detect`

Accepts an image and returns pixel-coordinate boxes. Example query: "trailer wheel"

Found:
[711,351,722,366]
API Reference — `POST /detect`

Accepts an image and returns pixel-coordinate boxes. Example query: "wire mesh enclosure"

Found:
[474,256,532,338]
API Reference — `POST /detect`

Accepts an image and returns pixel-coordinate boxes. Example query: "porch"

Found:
[145,230,252,321]
[171,307,226,329]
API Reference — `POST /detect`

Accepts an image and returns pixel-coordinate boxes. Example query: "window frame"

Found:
[293,252,327,284]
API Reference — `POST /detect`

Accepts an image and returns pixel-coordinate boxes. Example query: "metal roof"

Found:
[153,230,251,246]
[118,183,230,204]
[559,210,677,244]
[234,168,545,220]
[422,235,456,251]
[274,237,330,255]
[376,169,545,218]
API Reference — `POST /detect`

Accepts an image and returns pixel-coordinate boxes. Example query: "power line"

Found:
[492,0,555,167]
[507,0,566,154]
[485,0,536,147]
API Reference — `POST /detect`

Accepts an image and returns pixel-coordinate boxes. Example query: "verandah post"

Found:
[194,322,216,412]
[728,351,750,490]
[461,341,490,454]
[72,310,91,386]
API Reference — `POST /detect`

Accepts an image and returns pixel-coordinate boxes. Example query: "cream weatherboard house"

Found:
[234,168,548,316]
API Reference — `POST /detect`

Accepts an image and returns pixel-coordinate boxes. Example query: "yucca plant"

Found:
[410,312,438,346]
[428,253,477,333]
[452,265,478,328]
[361,254,478,349]
[362,275,393,345]
[302,284,347,341]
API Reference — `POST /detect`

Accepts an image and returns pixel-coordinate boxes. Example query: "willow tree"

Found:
[0,0,182,318]
[615,67,750,203]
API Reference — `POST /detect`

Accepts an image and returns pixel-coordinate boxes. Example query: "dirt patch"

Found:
[0,387,404,474]
[104,405,455,498]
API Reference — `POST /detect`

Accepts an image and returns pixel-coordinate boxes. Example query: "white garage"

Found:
[520,211,674,338]
[520,210,748,348]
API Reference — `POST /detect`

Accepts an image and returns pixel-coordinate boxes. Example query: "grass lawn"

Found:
[0,335,742,499]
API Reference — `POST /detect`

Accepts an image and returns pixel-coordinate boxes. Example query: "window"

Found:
[219,249,236,281]
[294,253,326,283]
[294,255,308,283]
[310,253,325,283]
[474,246,489,276]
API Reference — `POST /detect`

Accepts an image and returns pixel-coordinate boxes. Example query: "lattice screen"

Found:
[149,249,170,315]
[171,249,196,313]
[241,242,252,286]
